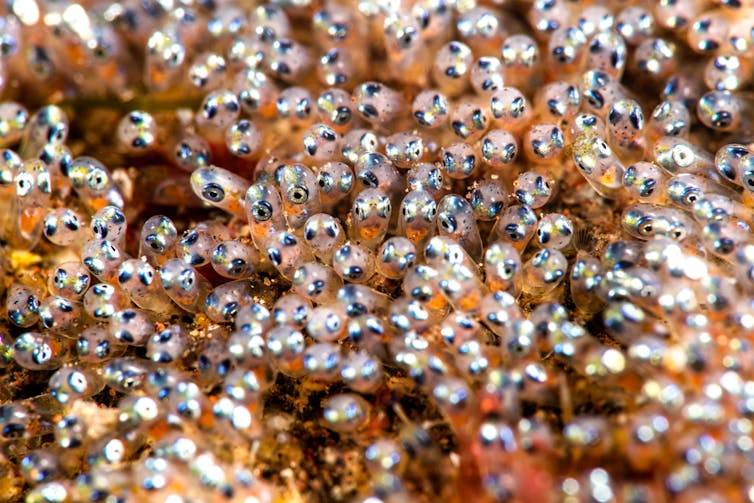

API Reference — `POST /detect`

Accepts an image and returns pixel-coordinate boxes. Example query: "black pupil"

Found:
[148,236,163,251]
[254,201,272,220]
[291,186,308,202]
[203,183,225,202]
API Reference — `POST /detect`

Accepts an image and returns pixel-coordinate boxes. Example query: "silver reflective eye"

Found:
[670,225,686,241]
[439,214,456,233]
[179,269,196,291]
[742,170,754,192]
[87,168,109,190]
[288,185,309,203]
[145,234,164,252]
[202,183,225,202]
[252,201,273,221]
[138,268,154,286]
[637,217,654,236]
[682,188,700,206]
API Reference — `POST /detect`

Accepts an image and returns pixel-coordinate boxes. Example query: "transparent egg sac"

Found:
[2,1,754,502]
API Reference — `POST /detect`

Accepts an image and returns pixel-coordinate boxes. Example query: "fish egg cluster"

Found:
[1,0,754,502]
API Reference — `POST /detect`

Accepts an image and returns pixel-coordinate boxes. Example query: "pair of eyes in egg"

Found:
[401,200,437,223]
[632,216,688,241]
[204,183,309,205]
